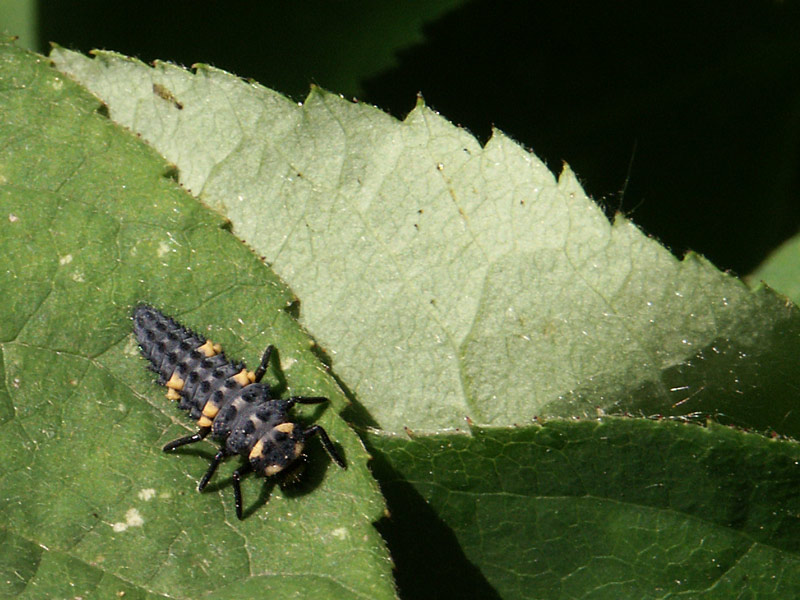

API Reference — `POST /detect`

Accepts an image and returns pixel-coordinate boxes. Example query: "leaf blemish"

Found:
[110,508,144,532]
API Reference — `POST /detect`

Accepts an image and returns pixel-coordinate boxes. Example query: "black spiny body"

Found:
[132,304,345,519]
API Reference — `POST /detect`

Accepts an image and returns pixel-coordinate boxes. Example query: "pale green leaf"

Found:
[51,47,800,438]
[749,232,800,304]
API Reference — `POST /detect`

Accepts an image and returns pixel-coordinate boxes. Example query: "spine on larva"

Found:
[133,304,208,384]
[133,304,246,421]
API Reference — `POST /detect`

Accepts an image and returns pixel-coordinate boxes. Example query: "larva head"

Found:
[248,421,305,477]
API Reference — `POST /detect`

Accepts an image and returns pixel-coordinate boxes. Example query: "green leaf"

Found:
[749,232,800,305]
[52,47,800,438]
[0,1,38,52]
[369,418,800,599]
[250,0,470,98]
[44,43,800,599]
[0,40,394,599]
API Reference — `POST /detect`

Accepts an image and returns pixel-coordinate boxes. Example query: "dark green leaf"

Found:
[370,418,800,599]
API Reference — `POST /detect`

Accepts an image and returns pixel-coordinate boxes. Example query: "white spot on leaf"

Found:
[111,508,144,532]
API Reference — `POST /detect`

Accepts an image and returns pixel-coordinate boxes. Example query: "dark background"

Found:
[38,0,800,275]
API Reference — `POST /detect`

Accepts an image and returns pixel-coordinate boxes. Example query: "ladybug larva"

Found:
[132,304,346,519]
